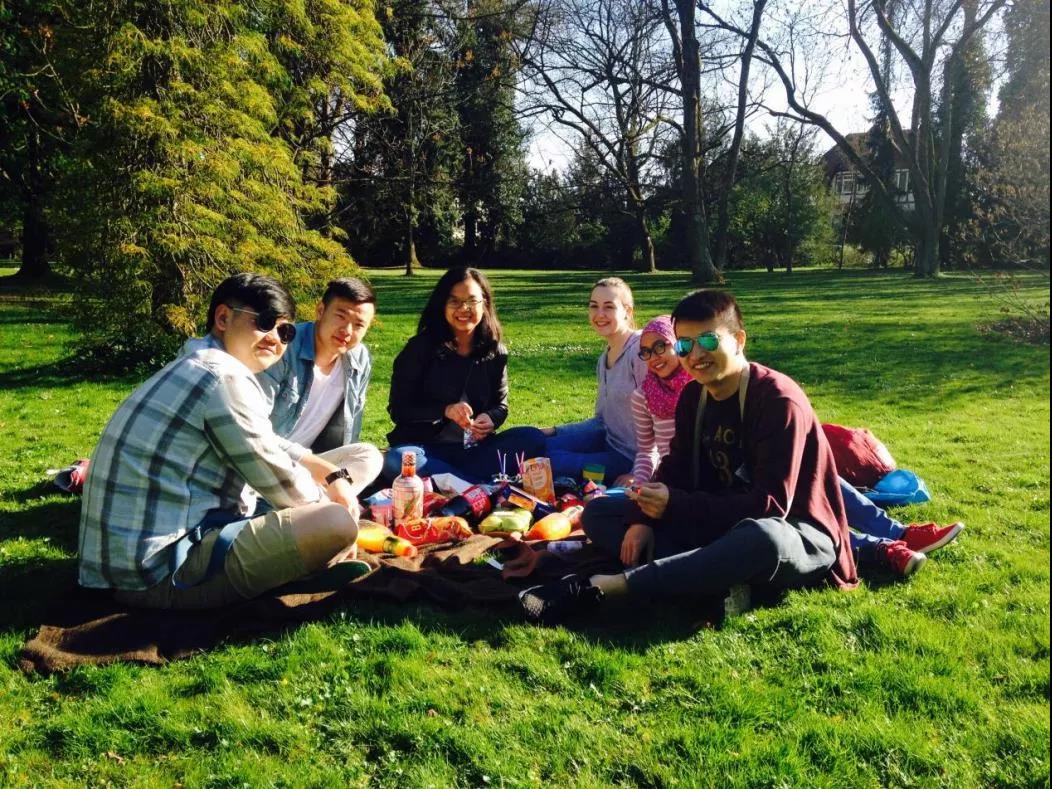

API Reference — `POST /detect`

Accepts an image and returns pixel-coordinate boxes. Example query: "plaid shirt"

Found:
[78,348,322,590]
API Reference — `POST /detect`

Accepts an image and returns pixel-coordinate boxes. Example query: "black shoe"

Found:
[519,574,604,626]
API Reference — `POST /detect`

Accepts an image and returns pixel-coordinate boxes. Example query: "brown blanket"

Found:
[19,536,618,675]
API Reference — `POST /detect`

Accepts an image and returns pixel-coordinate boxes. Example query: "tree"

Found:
[454,0,529,263]
[728,127,836,271]
[55,0,388,361]
[937,0,991,270]
[661,0,717,281]
[521,0,675,272]
[707,0,1007,277]
[339,0,462,275]
[710,0,768,273]
[851,6,905,270]
[0,0,82,280]
[963,0,1049,268]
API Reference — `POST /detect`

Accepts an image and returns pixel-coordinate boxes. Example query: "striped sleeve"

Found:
[631,388,659,482]
[205,370,322,508]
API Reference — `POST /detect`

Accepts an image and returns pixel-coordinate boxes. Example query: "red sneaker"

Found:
[878,540,927,577]
[902,521,964,554]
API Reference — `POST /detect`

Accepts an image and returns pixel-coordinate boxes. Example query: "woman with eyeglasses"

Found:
[385,266,546,482]
[542,277,648,485]
[629,315,693,483]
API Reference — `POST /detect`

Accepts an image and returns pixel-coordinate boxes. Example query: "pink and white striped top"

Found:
[630,387,677,482]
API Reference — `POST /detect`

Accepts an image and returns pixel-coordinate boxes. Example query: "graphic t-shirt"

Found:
[700,393,746,492]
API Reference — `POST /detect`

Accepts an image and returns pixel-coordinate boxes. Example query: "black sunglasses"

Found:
[231,307,297,344]
[637,339,671,360]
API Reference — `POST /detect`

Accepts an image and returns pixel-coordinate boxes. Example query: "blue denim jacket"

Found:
[259,321,371,448]
[182,324,371,448]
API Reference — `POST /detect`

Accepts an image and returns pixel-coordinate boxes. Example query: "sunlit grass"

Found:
[1,265,1048,785]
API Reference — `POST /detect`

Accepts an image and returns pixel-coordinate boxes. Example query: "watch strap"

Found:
[324,468,353,486]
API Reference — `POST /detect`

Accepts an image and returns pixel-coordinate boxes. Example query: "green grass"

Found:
[1,266,1049,786]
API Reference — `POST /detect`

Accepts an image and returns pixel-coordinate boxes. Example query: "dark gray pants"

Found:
[582,496,836,601]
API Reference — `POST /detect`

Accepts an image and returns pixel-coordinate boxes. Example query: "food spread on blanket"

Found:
[361,459,598,553]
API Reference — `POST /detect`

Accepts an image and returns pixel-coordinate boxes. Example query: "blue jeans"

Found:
[582,495,836,599]
[545,419,632,484]
[384,426,547,484]
[840,476,906,565]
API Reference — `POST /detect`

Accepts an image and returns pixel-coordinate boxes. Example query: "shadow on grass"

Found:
[0,492,81,637]
[0,355,139,389]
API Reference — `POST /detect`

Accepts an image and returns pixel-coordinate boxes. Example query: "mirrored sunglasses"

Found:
[674,332,721,357]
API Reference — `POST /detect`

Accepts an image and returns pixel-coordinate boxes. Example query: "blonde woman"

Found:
[542,278,647,484]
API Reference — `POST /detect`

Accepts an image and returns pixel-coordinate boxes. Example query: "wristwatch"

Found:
[324,468,353,486]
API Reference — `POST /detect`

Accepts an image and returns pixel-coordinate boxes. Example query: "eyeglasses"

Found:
[674,332,721,357]
[637,339,671,360]
[231,307,297,344]
[447,297,484,311]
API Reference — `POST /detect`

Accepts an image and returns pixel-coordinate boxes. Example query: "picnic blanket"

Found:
[19,535,619,675]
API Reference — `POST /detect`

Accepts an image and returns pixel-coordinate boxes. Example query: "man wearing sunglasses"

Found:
[183,277,384,500]
[520,289,858,625]
[79,273,368,608]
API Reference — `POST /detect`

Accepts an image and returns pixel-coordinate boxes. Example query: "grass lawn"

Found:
[1,265,1049,786]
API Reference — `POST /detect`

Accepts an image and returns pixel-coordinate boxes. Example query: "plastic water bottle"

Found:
[391,450,424,527]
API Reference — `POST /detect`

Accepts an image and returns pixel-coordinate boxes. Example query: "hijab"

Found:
[640,315,692,420]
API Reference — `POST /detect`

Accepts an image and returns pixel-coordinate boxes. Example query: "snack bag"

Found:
[478,507,533,535]
[396,515,472,546]
[521,457,556,504]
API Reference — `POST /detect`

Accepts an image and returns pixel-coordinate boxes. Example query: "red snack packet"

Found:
[395,516,472,546]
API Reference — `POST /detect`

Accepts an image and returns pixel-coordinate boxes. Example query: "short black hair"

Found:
[417,266,502,357]
[671,289,744,333]
[206,273,296,331]
[322,277,375,307]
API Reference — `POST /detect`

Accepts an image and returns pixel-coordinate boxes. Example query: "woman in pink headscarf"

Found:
[630,315,693,482]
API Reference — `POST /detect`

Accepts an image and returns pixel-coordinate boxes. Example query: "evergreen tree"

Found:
[454,0,528,264]
[55,0,388,363]
[937,0,991,270]
[0,0,80,279]
[338,0,460,274]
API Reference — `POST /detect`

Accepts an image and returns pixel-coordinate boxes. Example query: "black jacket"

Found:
[387,334,509,445]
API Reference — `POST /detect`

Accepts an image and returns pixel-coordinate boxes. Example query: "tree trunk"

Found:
[405,225,419,276]
[18,195,49,280]
[16,129,50,280]
[463,204,479,263]
[676,0,716,284]
[635,206,656,273]
[915,220,940,277]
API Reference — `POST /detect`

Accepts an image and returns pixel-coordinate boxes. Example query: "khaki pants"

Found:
[115,443,380,610]
[115,507,308,610]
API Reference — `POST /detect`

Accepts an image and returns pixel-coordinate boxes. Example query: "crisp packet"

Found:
[521,457,556,504]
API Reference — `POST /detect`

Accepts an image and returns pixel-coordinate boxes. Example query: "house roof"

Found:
[822,129,914,179]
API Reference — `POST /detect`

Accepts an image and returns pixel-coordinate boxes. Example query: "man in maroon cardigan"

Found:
[521,289,858,625]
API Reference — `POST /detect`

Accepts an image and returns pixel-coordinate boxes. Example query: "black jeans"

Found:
[582,495,836,600]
